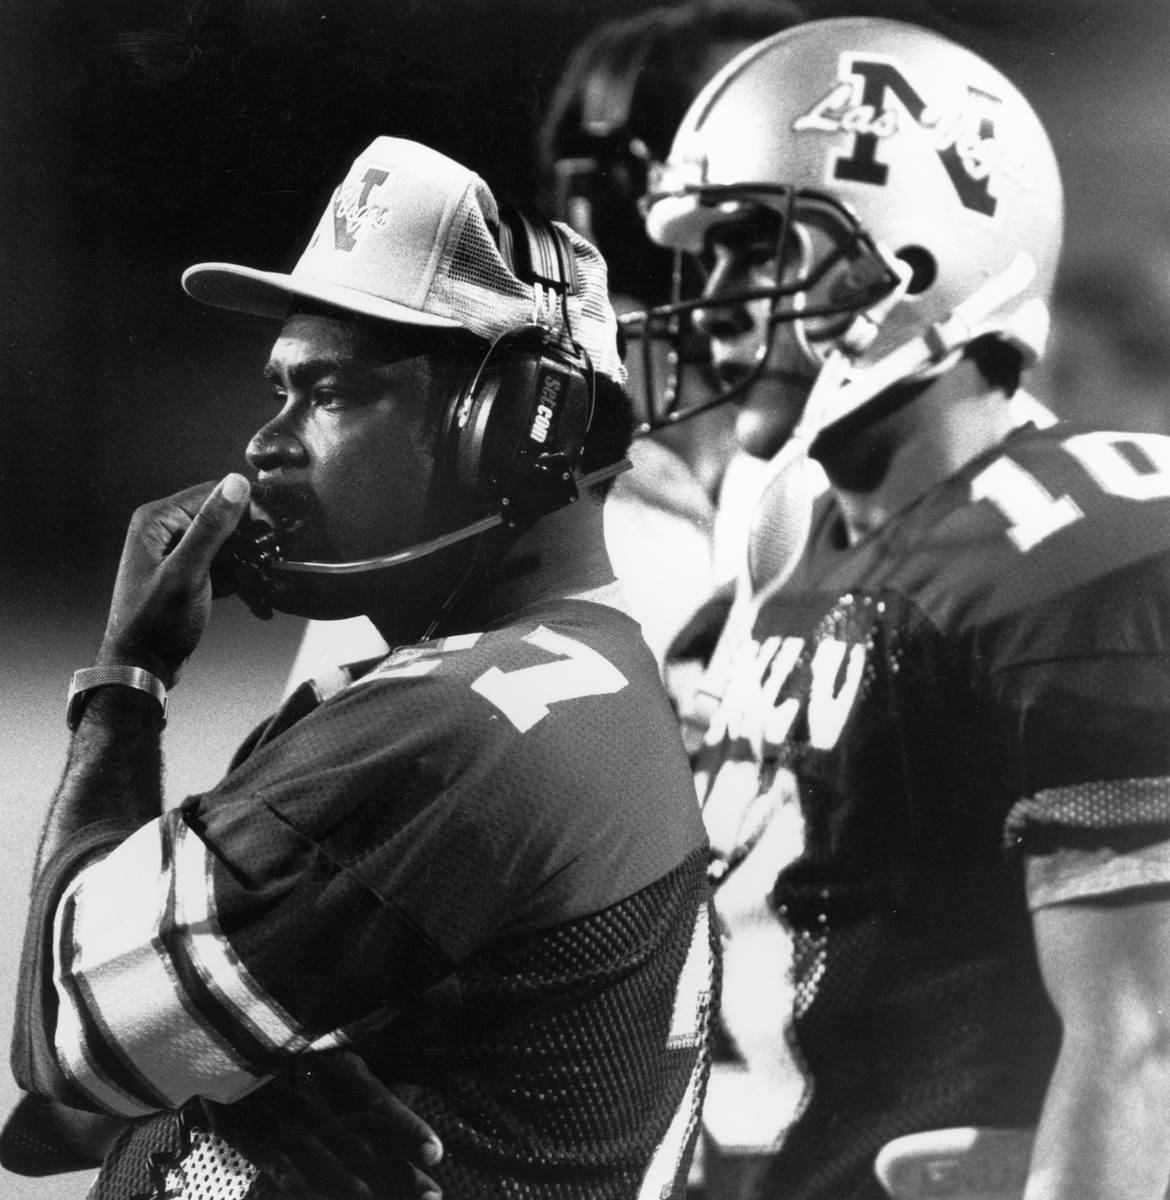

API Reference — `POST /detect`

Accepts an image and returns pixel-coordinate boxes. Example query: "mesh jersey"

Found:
[693,424,1170,1200]
[17,597,715,1200]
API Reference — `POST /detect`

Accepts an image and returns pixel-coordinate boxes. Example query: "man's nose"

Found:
[692,261,756,342]
[692,296,755,342]
[245,416,308,472]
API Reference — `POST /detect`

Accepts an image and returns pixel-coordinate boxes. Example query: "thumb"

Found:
[169,473,253,577]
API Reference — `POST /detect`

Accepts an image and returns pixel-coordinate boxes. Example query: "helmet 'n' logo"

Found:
[794,56,1004,218]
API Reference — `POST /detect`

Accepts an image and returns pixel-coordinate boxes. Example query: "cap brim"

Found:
[181,262,461,329]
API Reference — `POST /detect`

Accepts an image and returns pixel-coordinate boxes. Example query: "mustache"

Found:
[250,479,318,526]
[248,479,328,557]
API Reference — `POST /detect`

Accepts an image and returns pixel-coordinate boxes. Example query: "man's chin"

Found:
[735,400,803,461]
[266,571,371,622]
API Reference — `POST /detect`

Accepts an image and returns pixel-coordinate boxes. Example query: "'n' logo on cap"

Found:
[332,167,391,252]
[794,57,1005,218]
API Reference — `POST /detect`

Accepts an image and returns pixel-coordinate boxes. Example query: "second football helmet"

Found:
[635,16,1064,438]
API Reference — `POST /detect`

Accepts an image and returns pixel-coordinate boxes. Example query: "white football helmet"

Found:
[634,16,1064,439]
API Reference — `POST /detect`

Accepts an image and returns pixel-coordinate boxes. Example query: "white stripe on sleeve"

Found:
[53,819,267,1111]
[171,820,313,1055]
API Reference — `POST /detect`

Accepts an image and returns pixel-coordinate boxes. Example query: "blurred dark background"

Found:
[3,0,1169,578]
[2,2,1169,1195]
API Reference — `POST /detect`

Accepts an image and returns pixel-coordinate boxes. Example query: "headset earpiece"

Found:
[442,207,595,527]
[499,209,582,301]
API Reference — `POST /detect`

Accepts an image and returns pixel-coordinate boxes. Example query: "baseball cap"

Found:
[182,136,626,382]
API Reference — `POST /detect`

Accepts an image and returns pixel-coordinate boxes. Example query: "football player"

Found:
[538,0,806,666]
[8,136,715,1200]
[640,17,1170,1200]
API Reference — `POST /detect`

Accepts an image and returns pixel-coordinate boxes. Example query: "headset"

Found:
[438,204,598,528]
[212,206,630,617]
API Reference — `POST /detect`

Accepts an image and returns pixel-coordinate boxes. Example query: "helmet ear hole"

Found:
[896,246,937,296]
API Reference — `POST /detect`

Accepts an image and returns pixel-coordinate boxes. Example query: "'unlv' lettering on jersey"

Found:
[706,633,866,761]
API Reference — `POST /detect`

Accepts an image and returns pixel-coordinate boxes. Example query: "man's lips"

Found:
[249,501,305,537]
[248,483,319,558]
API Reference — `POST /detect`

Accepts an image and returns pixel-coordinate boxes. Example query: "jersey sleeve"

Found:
[989,532,1170,902]
[29,608,703,1119]
[28,666,537,1116]
[1003,613,1170,912]
[40,679,469,1118]
[11,822,134,1113]
[1024,833,1170,910]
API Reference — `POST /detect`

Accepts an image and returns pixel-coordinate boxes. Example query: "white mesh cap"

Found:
[182,136,625,383]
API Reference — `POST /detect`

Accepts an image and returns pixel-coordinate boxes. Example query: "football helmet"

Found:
[633,16,1064,439]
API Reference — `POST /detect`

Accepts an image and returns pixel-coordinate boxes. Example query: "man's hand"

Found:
[98,474,252,686]
[204,1051,443,1200]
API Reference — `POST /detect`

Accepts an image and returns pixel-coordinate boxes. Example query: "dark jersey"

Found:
[694,424,1170,1200]
[17,596,716,1200]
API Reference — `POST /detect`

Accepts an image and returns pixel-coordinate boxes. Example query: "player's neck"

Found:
[370,496,615,644]
[657,405,741,503]
[485,496,617,616]
[822,365,1018,545]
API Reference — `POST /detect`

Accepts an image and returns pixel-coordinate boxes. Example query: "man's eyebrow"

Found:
[262,356,359,387]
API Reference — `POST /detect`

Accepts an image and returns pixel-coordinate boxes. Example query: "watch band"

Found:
[66,665,168,731]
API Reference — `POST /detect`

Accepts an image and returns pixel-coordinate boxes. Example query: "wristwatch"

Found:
[66,665,168,731]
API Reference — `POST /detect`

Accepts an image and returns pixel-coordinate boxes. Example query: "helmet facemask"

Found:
[630,17,1063,451]
[622,181,906,435]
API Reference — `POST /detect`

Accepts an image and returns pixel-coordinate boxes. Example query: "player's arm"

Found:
[14,477,251,1101]
[1026,888,1170,1200]
[33,476,251,871]
[12,477,444,1195]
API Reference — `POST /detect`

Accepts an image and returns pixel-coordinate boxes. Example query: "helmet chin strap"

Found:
[802,251,1041,444]
[744,252,1042,597]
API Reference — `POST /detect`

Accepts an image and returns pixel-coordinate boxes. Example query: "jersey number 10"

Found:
[970,430,1170,552]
